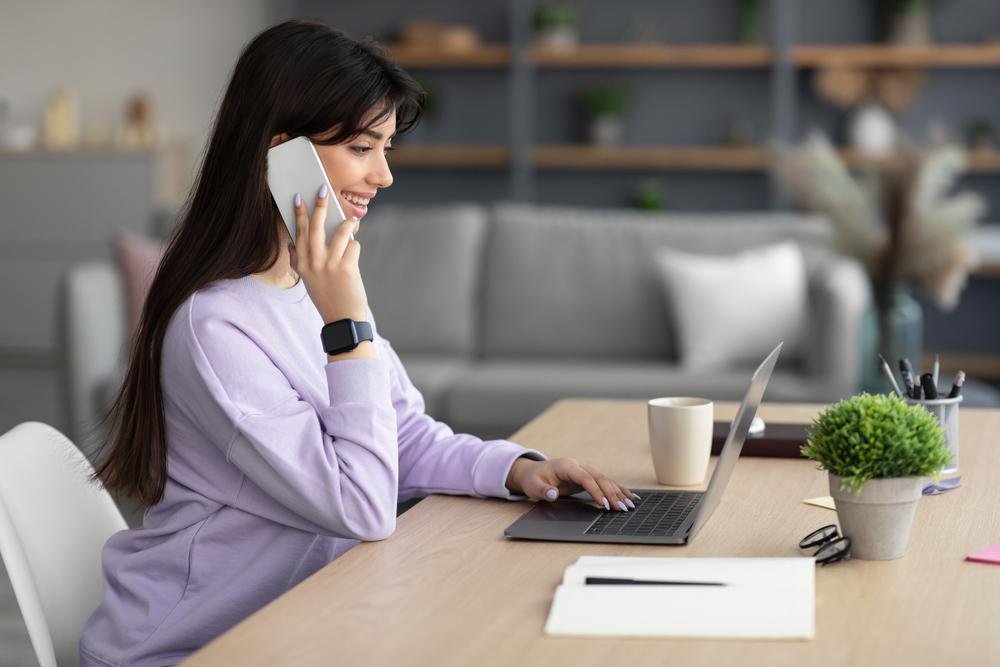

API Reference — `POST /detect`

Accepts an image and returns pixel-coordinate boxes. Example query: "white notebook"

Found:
[544,556,814,640]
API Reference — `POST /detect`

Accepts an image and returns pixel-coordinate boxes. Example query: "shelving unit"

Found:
[387,41,1000,178]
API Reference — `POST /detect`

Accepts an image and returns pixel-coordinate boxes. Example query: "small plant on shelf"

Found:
[578,84,631,147]
[533,3,580,49]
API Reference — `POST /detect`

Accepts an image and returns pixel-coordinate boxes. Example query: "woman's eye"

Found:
[351,146,371,154]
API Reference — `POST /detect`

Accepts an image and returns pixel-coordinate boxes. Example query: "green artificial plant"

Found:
[579,84,631,118]
[533,4,579,32]
[801,393,950,493]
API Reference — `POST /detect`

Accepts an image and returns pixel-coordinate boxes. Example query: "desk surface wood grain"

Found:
[184,400,1000,666]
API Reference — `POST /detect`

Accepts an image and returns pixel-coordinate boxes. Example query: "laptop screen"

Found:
[687,342,782,539]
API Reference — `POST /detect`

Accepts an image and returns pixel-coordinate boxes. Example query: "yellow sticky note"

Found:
[804,496,836,510]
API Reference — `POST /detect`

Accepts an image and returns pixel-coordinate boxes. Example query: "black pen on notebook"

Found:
[585,577,727,587]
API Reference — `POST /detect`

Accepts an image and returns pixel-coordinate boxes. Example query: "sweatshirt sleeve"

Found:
[375,333,546,502]
[175,297,399,541]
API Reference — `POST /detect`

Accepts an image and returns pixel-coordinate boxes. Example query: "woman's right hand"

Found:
[287,185,370,325]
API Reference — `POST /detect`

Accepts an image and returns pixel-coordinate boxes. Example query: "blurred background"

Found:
[4,0,1000,438]
[2,1,999,436]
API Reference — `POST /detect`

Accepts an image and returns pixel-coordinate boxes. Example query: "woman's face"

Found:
[271,110,395,222]
[313,111,395,221]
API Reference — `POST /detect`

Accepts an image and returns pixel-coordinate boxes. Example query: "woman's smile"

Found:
[339,189,375,219]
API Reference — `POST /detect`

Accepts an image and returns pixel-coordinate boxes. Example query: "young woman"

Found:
[79,20,636,666]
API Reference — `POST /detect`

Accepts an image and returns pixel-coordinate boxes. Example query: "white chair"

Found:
[0,422,126,667]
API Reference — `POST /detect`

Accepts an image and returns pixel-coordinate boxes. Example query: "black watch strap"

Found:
[320,319,374,356]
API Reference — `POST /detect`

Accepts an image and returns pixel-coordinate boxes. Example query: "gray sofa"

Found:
[62,203,870,449]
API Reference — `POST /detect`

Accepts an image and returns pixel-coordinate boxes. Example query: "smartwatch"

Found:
[320,319,374,356]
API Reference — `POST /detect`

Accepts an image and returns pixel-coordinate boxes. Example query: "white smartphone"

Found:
[267,136,346,243]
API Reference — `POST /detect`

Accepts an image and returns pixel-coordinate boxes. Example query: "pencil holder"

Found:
[908,395,962,475]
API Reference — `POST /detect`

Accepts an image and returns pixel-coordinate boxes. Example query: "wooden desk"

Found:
[185,400,1000,666]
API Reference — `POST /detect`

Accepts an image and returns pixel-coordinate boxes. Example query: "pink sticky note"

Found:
[966,545,1000,565]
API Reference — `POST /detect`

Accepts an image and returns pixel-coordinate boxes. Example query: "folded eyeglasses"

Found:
[799,524,851,566]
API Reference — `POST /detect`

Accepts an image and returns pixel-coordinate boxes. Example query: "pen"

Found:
[878,354,903,397]
[920,373,938,400]
[899,359,916,398]
[947,370,965,398]
[933,354,940,388]
[585,577,727,587]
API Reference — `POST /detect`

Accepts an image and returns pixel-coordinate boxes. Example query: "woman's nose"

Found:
[369,153,393,189]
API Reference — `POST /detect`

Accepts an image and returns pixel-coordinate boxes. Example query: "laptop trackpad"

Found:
[504,499,600,539]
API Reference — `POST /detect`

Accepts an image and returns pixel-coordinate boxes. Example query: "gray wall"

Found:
[0,0,286,206]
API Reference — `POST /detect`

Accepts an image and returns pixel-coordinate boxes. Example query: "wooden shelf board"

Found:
[532,44,772,67]
[973,260,1000,278]
[390,145,510,167]
[838,149,1000,172]
[532,146,769,170]
[794,44,1000,68]
[387,44,510,67]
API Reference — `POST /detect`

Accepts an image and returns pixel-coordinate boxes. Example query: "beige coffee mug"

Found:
[647,397,714,486]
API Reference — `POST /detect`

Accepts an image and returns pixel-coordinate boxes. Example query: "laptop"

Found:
[503,342,782,545]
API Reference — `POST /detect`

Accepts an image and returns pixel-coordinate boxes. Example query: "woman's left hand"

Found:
[505,457,638,511]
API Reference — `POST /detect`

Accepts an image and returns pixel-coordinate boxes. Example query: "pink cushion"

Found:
[114,230,165,339]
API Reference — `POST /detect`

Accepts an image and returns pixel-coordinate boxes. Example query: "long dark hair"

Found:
[92,20,424,508]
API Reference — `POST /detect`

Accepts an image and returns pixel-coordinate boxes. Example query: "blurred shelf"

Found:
[924,352,1000,380]
[0,146,157,158]
[390,144,510,167]
[839,149,1000,172]
[533,146,768,170]
[387,44,510,67]
[972,226,1000,277]
[532,44,772,68]
[794,44,1000,68]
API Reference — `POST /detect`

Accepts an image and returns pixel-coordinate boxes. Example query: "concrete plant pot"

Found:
[829,473,923,560]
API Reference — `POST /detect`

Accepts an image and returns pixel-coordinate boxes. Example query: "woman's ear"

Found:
[269,132,290,148]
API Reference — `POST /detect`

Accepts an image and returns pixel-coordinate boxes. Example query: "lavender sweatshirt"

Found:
[78,276,544,666]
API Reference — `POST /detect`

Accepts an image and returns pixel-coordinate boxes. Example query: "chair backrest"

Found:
[0,422,127,667]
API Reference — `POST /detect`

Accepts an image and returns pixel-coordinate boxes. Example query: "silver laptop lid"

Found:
[687,342,782,539]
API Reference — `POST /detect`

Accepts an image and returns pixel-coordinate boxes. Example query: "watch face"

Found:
[322,320,359,355]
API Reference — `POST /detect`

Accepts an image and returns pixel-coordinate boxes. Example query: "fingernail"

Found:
[318,183,328,198]
[602,497,610,511]
[545,488,558,500]
[624,498,636,509]
[617,501,629,512]
[293,192,302,207]
[632,493,641,500]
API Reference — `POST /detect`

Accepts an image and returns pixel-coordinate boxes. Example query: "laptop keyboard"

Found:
[584,491,702,537]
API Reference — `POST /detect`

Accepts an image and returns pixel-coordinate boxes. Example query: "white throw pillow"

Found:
[654,241,807,370]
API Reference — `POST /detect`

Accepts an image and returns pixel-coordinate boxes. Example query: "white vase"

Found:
[589,114,623,147]
[829,473,923,560]
[889,9,932,44]
[848,103,898,157]
[537,27,578,49]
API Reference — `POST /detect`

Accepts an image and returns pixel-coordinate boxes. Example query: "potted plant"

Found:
[533,4,579,49]
[801,393,951,560]
[885,0,933,44]
[579,84,631,147]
